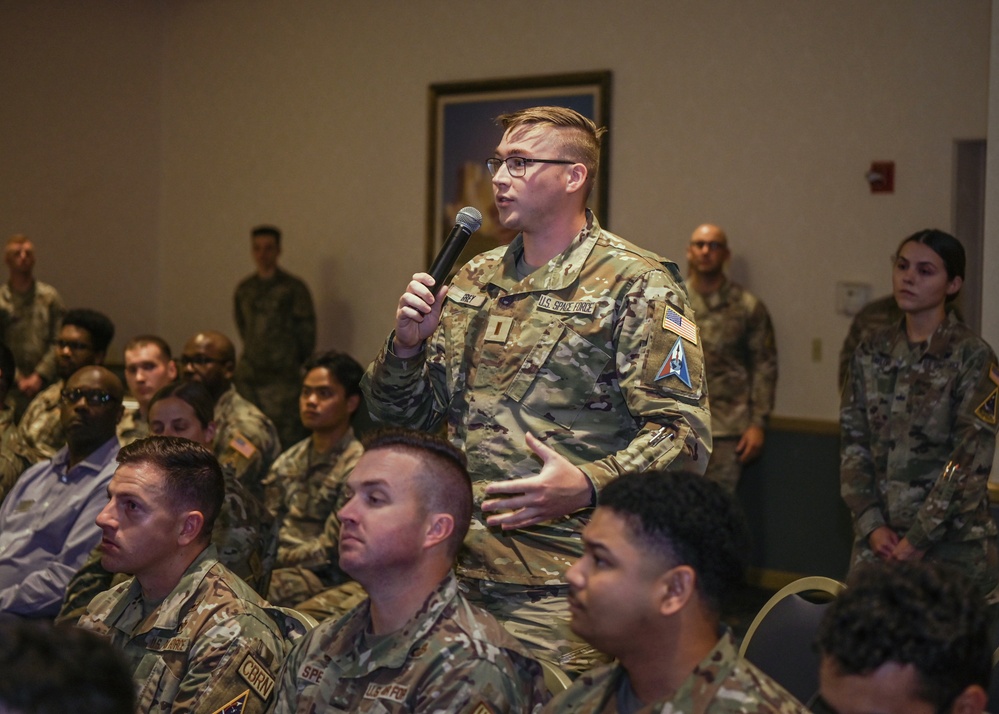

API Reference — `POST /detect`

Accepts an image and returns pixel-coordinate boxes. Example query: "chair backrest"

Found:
[739,575,846,705]
[538,658,573,695]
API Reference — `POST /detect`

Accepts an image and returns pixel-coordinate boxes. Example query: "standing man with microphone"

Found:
[362,106,710,673]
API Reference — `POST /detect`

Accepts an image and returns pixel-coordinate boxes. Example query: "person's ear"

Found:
[346,393,361,417]
[658,565,697,616]
[424,513,455,550]
[177,510,206,546]
[946,275,964,298]
[950,684,987,714]
[565,163,588,195]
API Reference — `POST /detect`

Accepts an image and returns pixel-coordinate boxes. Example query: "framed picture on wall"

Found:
[426,71,612,271]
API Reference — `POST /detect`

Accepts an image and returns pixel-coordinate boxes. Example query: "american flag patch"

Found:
[662,306,698,345]
[211,690,248,714]
[229,432,258,459]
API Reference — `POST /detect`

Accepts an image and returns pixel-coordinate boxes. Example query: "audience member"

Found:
[78,436,293,713]
[271,427,546,713]
[234,224,317,449]
[0,618,135,714]
[57,379,277,623]
[117,334,177,445]
[0,341,14,438]
[544,470,808,713]
[180,330,281,501]
[686,224,777,494]
[840,229,999,594]
[1,308,114,483]
[363,105,710,671]
[263,350,364,608]
[0,234,65,417]
[0,365,122,616]
[816,561,990,714]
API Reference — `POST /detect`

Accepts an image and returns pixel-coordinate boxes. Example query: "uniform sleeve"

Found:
[234,281,248,340]
[576,268,712,490]
[413,653,547,714]
[54,544,114,625]
[839,344,885,538]
[361,335,447,433]
[292,280,317,364]
[905,347,999,549]
[166,614,288,714]
[746,298,777,428]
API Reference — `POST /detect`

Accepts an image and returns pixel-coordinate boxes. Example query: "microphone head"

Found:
[455,206,483,234]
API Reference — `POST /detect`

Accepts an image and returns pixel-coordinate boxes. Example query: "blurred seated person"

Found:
[0,366,122,617]
[78,436,294,713]
[180,330,280,502]
[263,350,364,608]
[117,334,177,445]
[57,379,276,623]
[544,471,809,713]
[815,560,989,714]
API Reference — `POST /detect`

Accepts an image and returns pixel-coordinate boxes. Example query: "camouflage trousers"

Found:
[850,536,999,597]
[292,580,369,623]
[267,566,327,608]
[703,436,741,495]
[235,376,308,452]
[458,578,610,677]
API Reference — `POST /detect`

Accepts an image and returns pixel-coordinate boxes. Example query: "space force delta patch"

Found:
[655,337,692,388]
[662,306,697,344]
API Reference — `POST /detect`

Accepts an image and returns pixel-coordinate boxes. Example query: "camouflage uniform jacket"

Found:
[0,279,64,382]
[263,429,363,575]
[214,384,282,502]
[271,571,547,713]
[234,267,316,379]
[687,277,776,438]
[363,212,710,586]
[116,402,148,446]
[543,630,808,713]
[78,545,291,714]
[841,312,999,550]
[6,379,65,465]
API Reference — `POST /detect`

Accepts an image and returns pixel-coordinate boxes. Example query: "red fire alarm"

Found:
[866,161,894,193]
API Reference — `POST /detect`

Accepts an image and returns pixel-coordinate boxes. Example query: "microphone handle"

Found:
[428,224,473,291]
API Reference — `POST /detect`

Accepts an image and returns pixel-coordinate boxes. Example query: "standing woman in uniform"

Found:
[840,229,999,594]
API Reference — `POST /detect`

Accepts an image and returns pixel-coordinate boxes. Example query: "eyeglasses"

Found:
[55,339,93,352]
[61,388,115,406]
[690,240,727,252]
[485,156,575,178]
[179,355,225,367]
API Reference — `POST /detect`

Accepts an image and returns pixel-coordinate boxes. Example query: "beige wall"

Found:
[1,0,992,421]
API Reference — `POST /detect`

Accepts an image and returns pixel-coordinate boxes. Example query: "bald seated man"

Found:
[179,330,281,502]
[686,224,777,494]
[0,365,123,616]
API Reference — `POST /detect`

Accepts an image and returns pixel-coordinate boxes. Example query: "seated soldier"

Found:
[57,380,277,623]
[0,342,17,499]
[0,308,114,487]
[815,561,990,714]
[271,427,546,713]
[78,436,294,713]
[544,471,809,713]
[263,350,364,608]
[0,366,123,617]
[179,330,280,501]
[117,334,177,445]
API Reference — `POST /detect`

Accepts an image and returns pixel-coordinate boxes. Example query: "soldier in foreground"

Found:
[78,436,292,713]
[544,471,808,713]
[271,428,546,713]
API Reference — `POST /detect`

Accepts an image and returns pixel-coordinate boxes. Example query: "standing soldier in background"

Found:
[687,224,777,494]
[263,351,364,609]
[0,234,65,419]
[234,225,317,449]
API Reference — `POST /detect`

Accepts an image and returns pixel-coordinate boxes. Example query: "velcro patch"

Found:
[536,294,596,315]
[662,305,698,345]
[229,432,258,459]
[238,653,275,701]
[298,664,325,684]
[211,690,249,714]
[364,683,410,703]
[975,388,998,426]
[446,286,486,308]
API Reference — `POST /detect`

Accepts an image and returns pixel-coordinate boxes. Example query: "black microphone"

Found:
[428,206,483,291]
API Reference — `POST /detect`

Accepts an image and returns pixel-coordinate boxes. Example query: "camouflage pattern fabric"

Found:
[687,277,776,439]
[362,211,711,588]
[293,579,368,623]
[57,459,277,624]
[270,571,547,713]
[234,267,316,448]
[543,630,809,713]
[213,384,281,504]
[837,296,903,392]
[0,407,16,505]
[0,280,64,398]
[4,379,65,472]
[78,545,295,714]
[115,402,148,447]
[841,313,999,592]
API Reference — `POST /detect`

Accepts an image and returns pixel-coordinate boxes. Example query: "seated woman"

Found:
[840,229,999,595]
